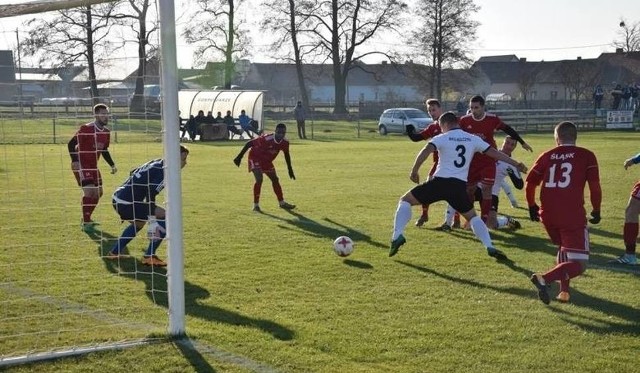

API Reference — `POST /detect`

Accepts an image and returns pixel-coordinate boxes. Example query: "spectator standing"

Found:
[293,101,307,139]
[611,84,623,110]
[593,84,604,110]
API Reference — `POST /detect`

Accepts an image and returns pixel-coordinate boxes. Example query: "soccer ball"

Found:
[333,236,354,257]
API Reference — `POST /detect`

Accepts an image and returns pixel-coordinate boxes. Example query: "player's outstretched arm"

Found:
[410,143,435,183]
[485,148,527,173]
[233,142,253,167]
[624,153,640,169]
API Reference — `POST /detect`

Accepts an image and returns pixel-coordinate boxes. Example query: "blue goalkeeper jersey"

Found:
[113,159,165,204]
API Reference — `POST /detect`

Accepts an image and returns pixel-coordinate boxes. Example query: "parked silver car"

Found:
[378,108,433,135]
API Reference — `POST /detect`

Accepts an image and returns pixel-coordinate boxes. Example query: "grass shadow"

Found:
[342,259,374,269]
[397,260,640,336]
[259,209,387,249]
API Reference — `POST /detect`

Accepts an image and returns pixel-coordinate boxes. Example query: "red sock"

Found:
[480,198,492,220]
[623,222,638,255]
[559,279,570,292]
[82,196,98,223]
[272,181,284,201]
[253,182,262,204]
[421,204,430,217]
[542,261,583,284]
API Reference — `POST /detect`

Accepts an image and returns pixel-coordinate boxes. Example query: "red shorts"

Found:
[79,169,102,187]
[467,156,496,186]
[630,181,640,200]
[248,156,275,173]
[542,221,590,261]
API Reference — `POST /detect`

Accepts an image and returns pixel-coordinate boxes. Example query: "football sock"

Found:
[145,220,166,256]
[421,204,429,217]
[82,196,98,222]
[444,205,456,225]
[272,181,284,201]
[480,198,492,221]
[542,261,583,283]
[623,222,638,254]
[253,181,262,204]
[111,224,140,254]
[496,215,508,228]
[560,279,570,293]
[469,216,493,248]
[392,200,412,240]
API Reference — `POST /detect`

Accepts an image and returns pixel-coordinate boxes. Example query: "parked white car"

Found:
[378,108,433,135]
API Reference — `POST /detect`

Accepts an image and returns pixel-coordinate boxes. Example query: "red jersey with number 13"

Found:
[525,145,599,226]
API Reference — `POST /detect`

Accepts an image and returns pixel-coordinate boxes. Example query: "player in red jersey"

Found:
[233,123,296,212]
[610,153,640,265]
[67,104,117,232]
[525,121,602,304]
[406,99,443,227]
[459,95,533,228]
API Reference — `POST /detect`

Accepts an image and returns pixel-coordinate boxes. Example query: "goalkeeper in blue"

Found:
[106,145,190,266]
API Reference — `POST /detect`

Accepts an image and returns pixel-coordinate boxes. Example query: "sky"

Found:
[0,0,639,78]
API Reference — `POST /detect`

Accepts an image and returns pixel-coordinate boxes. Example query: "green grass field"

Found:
[1,120,639,372]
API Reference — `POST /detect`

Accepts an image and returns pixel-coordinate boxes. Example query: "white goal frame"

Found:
[0,0,185,367]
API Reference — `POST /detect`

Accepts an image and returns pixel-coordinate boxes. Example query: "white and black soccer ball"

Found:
[333,236,354,257]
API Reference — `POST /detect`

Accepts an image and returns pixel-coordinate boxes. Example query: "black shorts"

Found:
[410,177,473,214]
[112,199,153,221]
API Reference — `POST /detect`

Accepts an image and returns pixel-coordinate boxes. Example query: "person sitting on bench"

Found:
[224,110,243,138]
[238,109,260,138]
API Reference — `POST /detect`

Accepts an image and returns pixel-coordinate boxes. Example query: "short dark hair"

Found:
[425,98,441,107]
[469,95,485,106]
[555,121,577,142]
[438,111,458,125]
[276,123,287,130]
[180,145,190,154]
[93,104,108,113]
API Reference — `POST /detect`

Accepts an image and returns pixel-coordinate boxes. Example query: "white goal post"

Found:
[0,0,184,367]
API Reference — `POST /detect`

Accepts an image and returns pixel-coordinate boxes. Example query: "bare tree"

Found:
[295,0,407,114]
[408,0,479,100]
[614,19,640,52]
[260,0,312,109]
[182,0,251,89]
[517,62,542,109]
[558,59,602,109]
[110,0,159,113]
[21,3,118,104]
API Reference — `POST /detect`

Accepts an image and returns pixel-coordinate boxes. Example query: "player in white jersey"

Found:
[389,112,528,258]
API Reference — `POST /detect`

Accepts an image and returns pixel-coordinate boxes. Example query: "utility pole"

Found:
[15,28,23,100]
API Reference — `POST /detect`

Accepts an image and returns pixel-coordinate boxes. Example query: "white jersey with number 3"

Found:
[428,128,491,182]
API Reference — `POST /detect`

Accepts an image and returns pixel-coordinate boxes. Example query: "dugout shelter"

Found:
[178,89,265,140]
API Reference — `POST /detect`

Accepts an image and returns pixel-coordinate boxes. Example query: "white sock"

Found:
[392,200,412,240]
[469,216,493,248]
[496,215,508,228]
[444,204,456,225]
[502,181,517,205]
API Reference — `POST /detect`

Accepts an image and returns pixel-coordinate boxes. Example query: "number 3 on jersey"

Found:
[545,162,572,188]
[454,144,466,168]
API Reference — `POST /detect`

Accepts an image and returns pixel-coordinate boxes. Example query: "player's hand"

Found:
[233,156,242,167]
[71,161,80,171]
[110,166,118,174]
[528,204,540,222]
[147,216,165,241]
[624,159,634,170]
[589,210,601,224]
[522,142,533,152]
[288,169,296,180]
[406,124,416,134]
[410,170,419,184]
[515,162,528,174]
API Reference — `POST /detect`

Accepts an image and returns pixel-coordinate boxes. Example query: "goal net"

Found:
[0,0,184,367]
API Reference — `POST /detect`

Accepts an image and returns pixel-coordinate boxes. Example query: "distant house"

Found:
[0,50,17,102]
[470,51,640,106]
